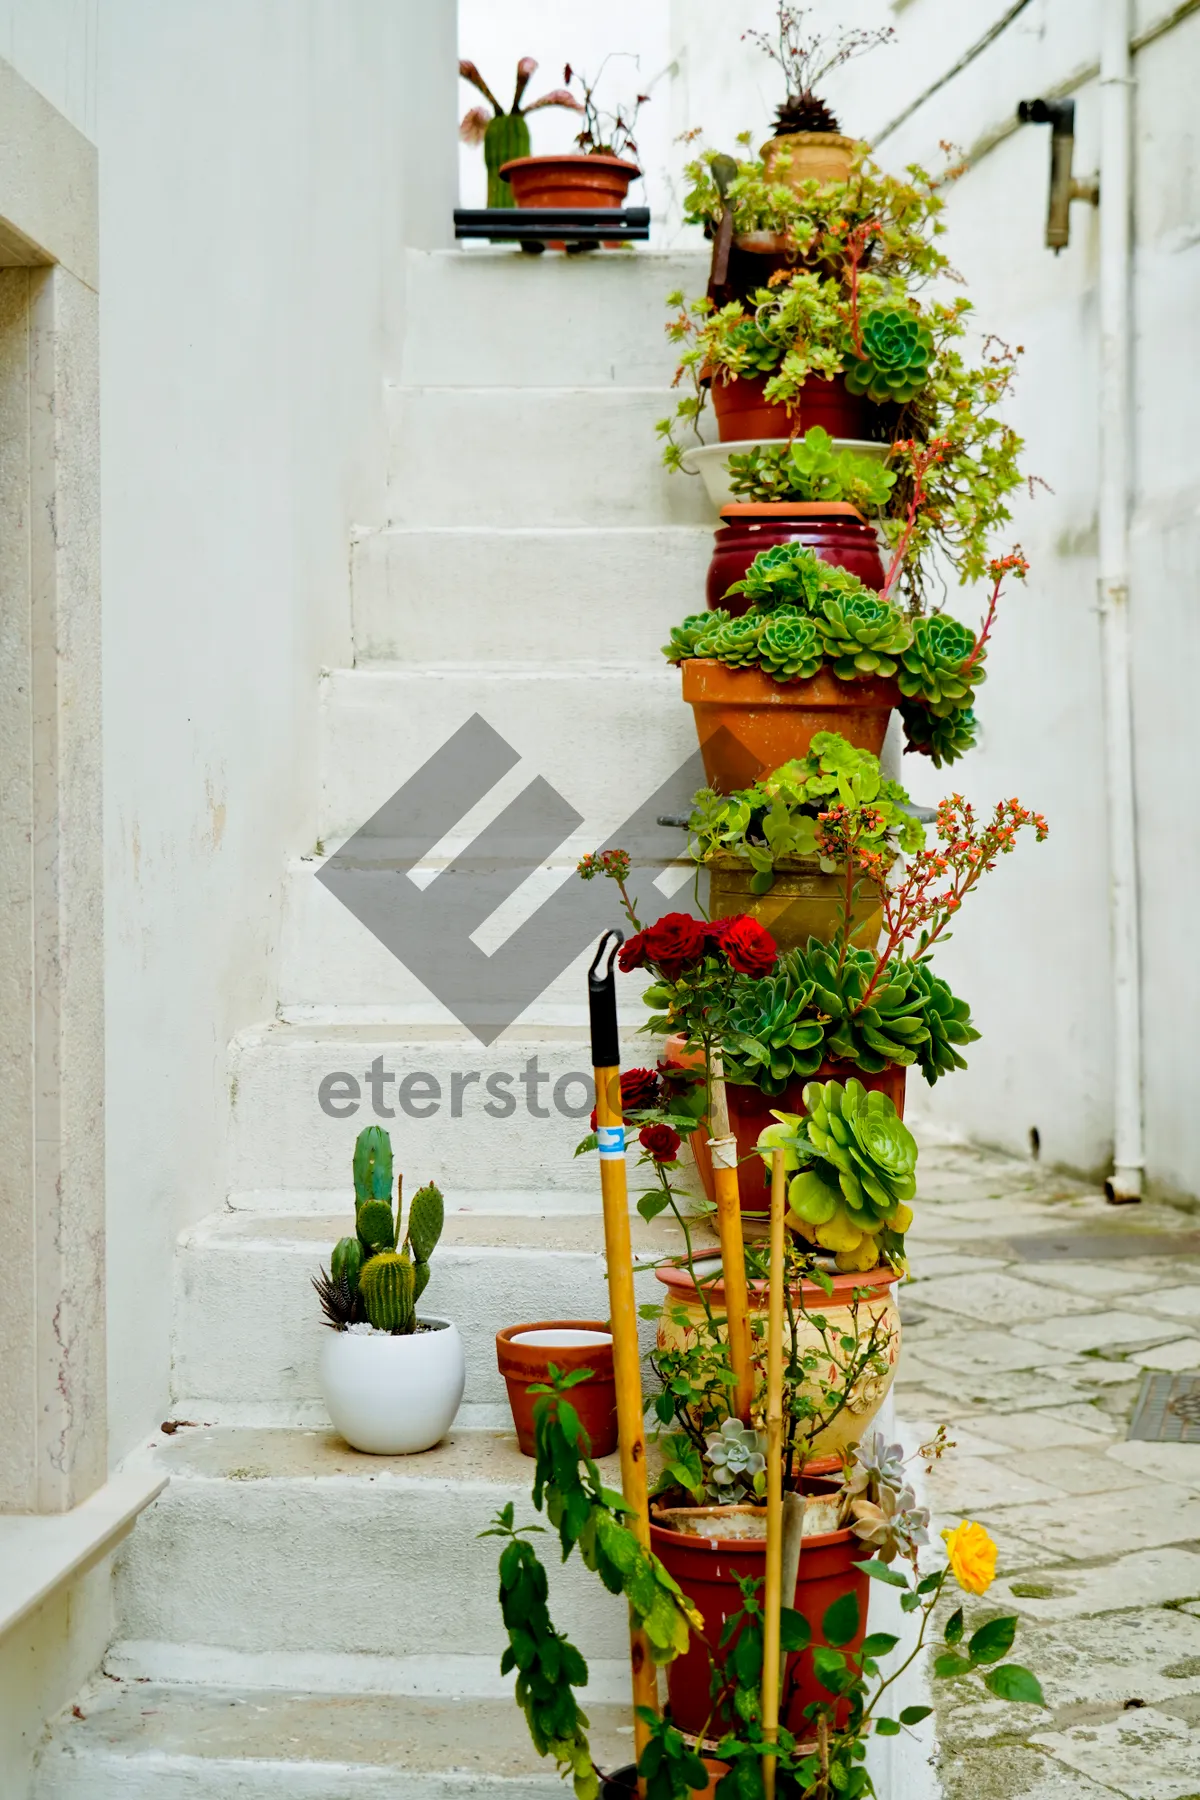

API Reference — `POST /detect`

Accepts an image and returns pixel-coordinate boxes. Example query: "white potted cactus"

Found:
[314,1125,464,1454]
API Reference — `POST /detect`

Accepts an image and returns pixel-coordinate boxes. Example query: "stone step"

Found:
[385,384,712,527]
[227,1021,692,1195]
[277,855,699,1018]
[316,664,700,843]
[35,1675,634,1798]
[172,1206,707,1410]
[349,524,713,664]
[110,1428,633,1664]
[395,246,707,388]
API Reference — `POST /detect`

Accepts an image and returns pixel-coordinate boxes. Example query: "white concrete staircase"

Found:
[35,248,719,1796]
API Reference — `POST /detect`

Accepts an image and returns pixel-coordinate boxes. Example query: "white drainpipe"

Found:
[1097,0,1144,1201]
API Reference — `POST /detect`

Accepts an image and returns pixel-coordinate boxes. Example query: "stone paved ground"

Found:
[900,1133,1200,1800]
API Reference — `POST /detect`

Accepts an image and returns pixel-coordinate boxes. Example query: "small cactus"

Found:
[359,1250,416,1333]
[319,1129,443,1334]
[331,1235,363,1293]
[356,1197,396,1255]
[406,1182,444,1265]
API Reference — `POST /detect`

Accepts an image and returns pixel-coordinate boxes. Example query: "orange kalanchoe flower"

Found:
[941,1520,997,1595]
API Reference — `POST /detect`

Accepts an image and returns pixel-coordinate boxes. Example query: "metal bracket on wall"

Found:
[453,207,650,252]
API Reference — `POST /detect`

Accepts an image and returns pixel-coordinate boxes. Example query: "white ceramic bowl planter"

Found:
[679,437,889,510]
[320,1319,466,1455]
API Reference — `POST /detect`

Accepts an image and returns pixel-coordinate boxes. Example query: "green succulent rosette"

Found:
[910,959,980,1082]
[900,700,979,768]
[843,304,935,405]
[724,541,828,612]
[814,591,914,680]
[757,609,824,682]
[898,613,980,715]
[721,314,780,376]
[805,940,931,1072]
[723,969,826,1093]
[663,611,723,664]
[705,614,765,668]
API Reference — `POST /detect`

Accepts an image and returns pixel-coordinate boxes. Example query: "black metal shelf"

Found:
[453,207,650,251]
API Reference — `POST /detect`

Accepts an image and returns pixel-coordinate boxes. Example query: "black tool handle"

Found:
[588,930,624,1069]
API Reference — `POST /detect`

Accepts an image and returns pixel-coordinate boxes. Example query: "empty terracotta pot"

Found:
[709,371,868,444]
[682,660,898,794]
[496,1321,618,1458]
[709,503,886,613]
[663,1035,907,1217]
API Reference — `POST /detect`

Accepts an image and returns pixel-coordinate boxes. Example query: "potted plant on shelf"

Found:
[459,58,583,209]
[499,59,647,224]
[496,1320,618,1458]
[746,8,894,194]
[313,1125,463,1454]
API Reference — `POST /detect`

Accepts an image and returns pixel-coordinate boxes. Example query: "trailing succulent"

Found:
[726,427,897,511]
[687,730,924,891]
[843,303,935,404]
[313,1124,445,1334]
[899,612,981,716]
[758,1077,917,1271]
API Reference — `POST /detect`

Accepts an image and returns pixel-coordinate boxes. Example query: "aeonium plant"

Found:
[726,427,897,511]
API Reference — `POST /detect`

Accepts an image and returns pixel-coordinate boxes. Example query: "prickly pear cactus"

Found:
[406,1182,444,1265]
[330,1235,363,1293]
[356,1197,396,1255]
[359,1250,416,1333]
[484,112,530,208]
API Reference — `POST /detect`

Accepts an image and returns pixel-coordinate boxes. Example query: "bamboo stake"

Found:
[708,1049,754,1422]
[761,1148,787,1800]
[589,934,657,1793]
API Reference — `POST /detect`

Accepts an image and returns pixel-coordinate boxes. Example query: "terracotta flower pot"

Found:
[709,370,868,444]
[602,1758,727,1799]
[663,1036,907,1216]
[495,1321,618,1458]
[682,660,898,794]
[654,1257,901,1468]
[707,856,882,954]
[709,503,886,613]
[500,153,639,248]
[760,131,861,189]
[651,1500,871,1735]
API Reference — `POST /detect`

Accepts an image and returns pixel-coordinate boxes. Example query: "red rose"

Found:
[718,915,778,977]
[617,929,649,973]
[638,912,709,978]
[621,1067,662,1112]
[639,1123,682,1164]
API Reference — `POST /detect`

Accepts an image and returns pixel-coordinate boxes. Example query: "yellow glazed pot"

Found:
[707,855,882,953]
[655,1257,901,1468]
[760,132,860,189]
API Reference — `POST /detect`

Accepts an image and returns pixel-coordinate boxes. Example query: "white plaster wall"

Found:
[2,0,458,1465]
[0,1558,112,1797]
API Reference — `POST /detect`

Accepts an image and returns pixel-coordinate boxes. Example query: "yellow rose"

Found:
[941,1520,997,1595]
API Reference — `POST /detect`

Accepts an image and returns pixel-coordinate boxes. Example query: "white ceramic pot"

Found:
[680,437,889,511]
[319,1318,465,1455]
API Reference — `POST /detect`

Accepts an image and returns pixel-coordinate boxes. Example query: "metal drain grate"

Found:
[1128,1372,1200,1443]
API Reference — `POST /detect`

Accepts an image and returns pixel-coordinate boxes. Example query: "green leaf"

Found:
[811,1644,849,1694]
[873,1717,901,1736]
[983,1663,1046,1706]
[638,1189,671,1221]
[854,1559,909,1589]
[861,1632,899,1658]
[944,1607,964,1646]
[968,1615,1017,1666]
[917,1570,944,1595]
[822,1589,860,1648]
[932,1652,973,1680]
[779,1607,812,1652]
[899,1705,933,1726]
